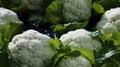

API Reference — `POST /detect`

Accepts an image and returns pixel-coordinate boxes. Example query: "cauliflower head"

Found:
[0,7,22,29]
[60,29,102,51]
[62,0,92,22]
[8,30,54,67]
[45,0,92,24]
[57,56,92,67]
[96,7,120,34]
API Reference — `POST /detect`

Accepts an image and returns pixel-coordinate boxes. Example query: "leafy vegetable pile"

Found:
[0,0,120,67]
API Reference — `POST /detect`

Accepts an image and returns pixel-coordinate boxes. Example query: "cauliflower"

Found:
[0,7,23,49]
[96,7,120,34]
[61,0,92,22]
[8,30,54,67]
[0,7,22,29]
[45,0,92,24]
[57,56,92,67]
[60,29,102,51]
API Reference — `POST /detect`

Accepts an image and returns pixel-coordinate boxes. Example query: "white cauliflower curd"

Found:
[60,29,102,51]
[8,30,54,67]
[61,0,92,21]
[96,7,120,34]
[0,7,22,29]
[57,56,92,67]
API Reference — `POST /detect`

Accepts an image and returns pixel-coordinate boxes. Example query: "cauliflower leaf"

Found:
[49,39,81,67]
[51,20,89,37]
[98,0,120,10]
[0,22,23,50]
[45,1,63,24]
[92,2,105,14]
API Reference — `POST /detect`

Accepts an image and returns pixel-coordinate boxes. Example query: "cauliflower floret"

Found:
[96,7,120,34]
[62,0,92,21]
[60,29,102,51]
[0,7,22,29]
[8,30,54,67]
[57,56,92,67]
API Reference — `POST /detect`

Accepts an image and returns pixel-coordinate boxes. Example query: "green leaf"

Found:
[45,1,63,24]
[94,34,120,66]
[98,0,120,10]
[102,40,115,52]
[48,39,81,67]
[56,44,71,54]
[71,47,95,64]
[101,32,120,46]
[49,42,71,67]
[51,20,89,37]
[49,38,61,50]
[0,22,23,50]
[11,4,28,13]
[51,24,66,37]
[5,22,23,41]
[50,53,65,67]
[111,32,120,46]
[95,50,120,67]
[92,2,105,14]
[65,20,89,31]
[66,50,81,57]
[101,59,120,67]
[101,33,112,41]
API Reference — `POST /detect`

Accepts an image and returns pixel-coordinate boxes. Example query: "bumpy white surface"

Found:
[96,7,120,34]
[60,29,102,51]
[62,0,92,21]
[57,56,92,67]
[8,30,54,67]
[0,8,22,29]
